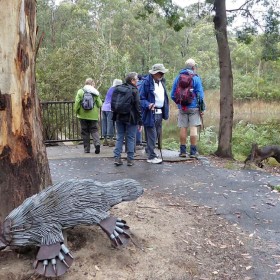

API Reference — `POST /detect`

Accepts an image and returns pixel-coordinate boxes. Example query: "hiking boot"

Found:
[136,145,144,150]
[114,158,123,166]
[84,150,90,153]
[95,145,100,154]
[190,145,199,158]
[109,139,115,147]
[179,144,187,157]
[127,159,134,166]
[103,138,109,146]
[190,152,199,158]
[147,157,162,164]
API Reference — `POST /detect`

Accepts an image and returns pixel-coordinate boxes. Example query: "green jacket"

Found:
[74,88,103,120]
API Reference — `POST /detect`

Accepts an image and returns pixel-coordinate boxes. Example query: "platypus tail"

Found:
[103,179,143,207]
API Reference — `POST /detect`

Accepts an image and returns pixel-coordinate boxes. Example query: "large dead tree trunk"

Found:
[0,0,52,222]
[213,0,234,159]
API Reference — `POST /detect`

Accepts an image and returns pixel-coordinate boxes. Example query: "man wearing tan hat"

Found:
[170,58,205,158]
[139,64,169,164]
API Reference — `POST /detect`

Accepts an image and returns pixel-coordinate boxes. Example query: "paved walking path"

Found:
[46,142,199,161]
[47,144,280,279]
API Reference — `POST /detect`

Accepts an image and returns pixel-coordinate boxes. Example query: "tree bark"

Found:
[0,0,52,222]
[213,0,234,158]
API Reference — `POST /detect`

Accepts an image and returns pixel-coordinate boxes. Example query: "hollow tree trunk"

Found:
[213,0,234,158]
[0,0,52,222]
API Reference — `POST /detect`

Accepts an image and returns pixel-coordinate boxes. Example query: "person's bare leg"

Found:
[190,126,199,157]
[179,127,188,157]
[190,127,198,145]
[180,127,187,145]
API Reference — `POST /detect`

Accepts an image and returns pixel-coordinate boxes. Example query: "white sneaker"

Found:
[147,157,163,164]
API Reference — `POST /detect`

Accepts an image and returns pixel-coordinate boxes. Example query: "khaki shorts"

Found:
[177,109,201,128]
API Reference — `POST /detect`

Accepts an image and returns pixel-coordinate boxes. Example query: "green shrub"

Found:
[162,126,218,154]
[162,138,179,151]
[232,120,280,160]
[197,126,218,154]
[162,120,279,163]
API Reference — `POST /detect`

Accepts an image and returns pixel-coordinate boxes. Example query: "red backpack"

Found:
[174,73,195,106]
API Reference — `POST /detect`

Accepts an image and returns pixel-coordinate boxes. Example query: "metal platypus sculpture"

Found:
[0,179,143,277]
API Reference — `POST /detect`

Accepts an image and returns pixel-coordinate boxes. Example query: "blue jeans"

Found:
[136,129,142,145]
[114,121,137,160]
[102,111,114,138]
[145,114,162,159]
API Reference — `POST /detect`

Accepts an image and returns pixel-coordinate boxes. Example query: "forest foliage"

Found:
[36,0,280,160]
[36,0,280,102]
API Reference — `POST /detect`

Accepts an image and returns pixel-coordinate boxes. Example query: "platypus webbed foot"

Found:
[99,216,131,247]
[33,242,74,277]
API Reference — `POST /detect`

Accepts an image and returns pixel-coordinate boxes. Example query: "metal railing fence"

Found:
[41,101,83,144]
[41,101,161,147]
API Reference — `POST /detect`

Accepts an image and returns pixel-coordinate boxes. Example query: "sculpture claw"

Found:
[61,243,74,259]
[34,243,74,277]
[51,258,57,275]
[59,251,70,268]
[116,221,129,229]
[99,216,131,247]
[43,259,48,276]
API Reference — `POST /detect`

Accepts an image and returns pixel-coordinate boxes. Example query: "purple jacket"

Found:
[102,86,115,111]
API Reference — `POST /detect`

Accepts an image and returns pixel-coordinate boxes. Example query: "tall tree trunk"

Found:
[213,0,234,158]
[0,0,52,222]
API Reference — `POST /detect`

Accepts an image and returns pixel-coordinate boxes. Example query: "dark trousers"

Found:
[80,119,100,152]
[145,114,162,159]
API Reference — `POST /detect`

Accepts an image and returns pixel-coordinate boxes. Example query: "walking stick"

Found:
[197,93,205,141]
[156,127,163,161]
[200,113,204,131]
[199,112,204,141]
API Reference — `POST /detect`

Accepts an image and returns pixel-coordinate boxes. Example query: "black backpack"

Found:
[111,84,133,114]
[81,90,95,110]
[174,73,196,106]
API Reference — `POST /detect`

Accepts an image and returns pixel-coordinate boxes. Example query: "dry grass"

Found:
[167,90,280,129]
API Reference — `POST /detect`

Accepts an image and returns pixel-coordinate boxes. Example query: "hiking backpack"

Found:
[111,84,133,114]
[174,73,196,106]
[81,90,95,110]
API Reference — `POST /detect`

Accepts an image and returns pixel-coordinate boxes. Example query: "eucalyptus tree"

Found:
[261,6,280,61]
[36,0,132,100]
[146,0,278,158]
[36,0,191,99]
[211,0,234,158]
[37,0,96,49]
[36,30,130,100]
[140,0,234,157]
[228,0,280,102]
[91,0,189,76]
[0,0,52,221]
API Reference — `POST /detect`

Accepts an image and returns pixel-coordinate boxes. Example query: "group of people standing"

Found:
[74,58,205,166]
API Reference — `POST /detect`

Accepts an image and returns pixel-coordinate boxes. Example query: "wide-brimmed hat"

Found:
[149,64,168,74]
[185,58,196,68]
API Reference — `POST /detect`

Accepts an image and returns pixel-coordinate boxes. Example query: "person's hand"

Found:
[200,111,204,116]
[138,126,142,132]
[148,103,155,110]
